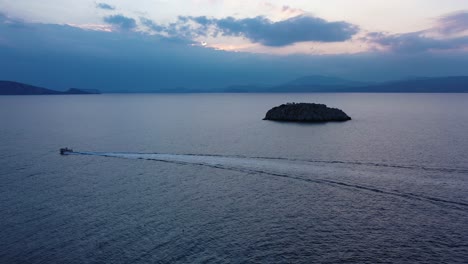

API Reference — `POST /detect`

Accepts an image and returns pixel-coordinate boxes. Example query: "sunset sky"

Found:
[1,0,468,91]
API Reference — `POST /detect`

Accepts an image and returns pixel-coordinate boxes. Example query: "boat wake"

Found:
[70,151,468,210]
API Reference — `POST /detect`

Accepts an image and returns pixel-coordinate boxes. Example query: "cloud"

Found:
[261,3,306,19]
[280,5,306,18]
[104,14,136,30]
[140,17,166,33]
[143,15,359,47]
[2,14,468,92]
[436,11,468,35]
[365,11,468,53]
[96,3,115,10]
[0,12,25,27]
[366,32,468,53]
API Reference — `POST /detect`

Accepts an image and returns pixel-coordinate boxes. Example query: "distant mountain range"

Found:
[225,76,468,93]
[1,76,468,94]
[0,81,100,95]
[284,75,370,87]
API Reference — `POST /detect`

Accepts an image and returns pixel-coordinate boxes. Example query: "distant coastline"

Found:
[2,76,468,94]
[0,81,101,95]
[223,76,468,93]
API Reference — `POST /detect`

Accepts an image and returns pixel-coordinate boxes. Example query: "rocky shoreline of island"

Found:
[264,103,351,122]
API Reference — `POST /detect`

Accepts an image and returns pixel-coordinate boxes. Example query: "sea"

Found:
[0,93,467,263]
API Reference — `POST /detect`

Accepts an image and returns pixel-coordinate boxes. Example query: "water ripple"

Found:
[68,151,468,210]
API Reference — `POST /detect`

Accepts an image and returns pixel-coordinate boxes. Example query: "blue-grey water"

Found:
[0,93,467,263]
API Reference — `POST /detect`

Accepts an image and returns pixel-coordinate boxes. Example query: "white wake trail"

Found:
[69,151,468,209]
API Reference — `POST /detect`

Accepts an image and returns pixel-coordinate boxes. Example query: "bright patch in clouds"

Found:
[67,23,113,32]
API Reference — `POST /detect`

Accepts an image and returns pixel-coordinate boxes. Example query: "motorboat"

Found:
[60,148,73,155]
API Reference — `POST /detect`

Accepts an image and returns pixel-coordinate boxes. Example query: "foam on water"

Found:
[70,151,468,210]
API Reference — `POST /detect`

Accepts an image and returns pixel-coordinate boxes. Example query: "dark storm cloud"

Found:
[96,3,115,10]
[143,15,359,46]
[104,14,136,30]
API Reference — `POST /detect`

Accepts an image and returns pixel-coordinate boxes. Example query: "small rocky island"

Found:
[264,103,351,122]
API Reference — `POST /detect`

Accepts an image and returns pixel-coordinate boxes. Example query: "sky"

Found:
[1,0,468,91]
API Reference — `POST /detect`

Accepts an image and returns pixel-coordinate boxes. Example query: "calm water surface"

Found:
[0,93,467,263]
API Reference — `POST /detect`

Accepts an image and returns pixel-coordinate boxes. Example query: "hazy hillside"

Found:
[0,81,101,95]
[284,75,369,87]
[0,81,63,95]
[264,76,468,93]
